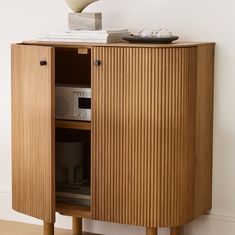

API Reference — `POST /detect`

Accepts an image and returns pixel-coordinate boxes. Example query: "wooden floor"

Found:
[0,220,102,235]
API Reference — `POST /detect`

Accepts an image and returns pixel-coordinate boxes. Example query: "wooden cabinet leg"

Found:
[72,217,82,235]
[146,227,158,235]
[43,222,54,235]
[170,226,184,235]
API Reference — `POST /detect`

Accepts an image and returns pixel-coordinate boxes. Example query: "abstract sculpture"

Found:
[66,0,102,30]
[65,0,99,13]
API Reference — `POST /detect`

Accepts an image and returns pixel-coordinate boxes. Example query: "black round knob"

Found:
[40,60,47,66]
[94,60,101,66]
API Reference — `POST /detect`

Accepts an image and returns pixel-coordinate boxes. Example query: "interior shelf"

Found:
[56,203,91,219]
[55,120,91,131]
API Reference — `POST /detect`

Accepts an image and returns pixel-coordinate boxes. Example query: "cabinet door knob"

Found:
[94,60,101,66]
[40,60,47,66]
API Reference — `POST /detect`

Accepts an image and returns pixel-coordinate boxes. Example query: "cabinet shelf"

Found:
[56,203,91,219]
[78,233,103,235]
[55,120,91,131]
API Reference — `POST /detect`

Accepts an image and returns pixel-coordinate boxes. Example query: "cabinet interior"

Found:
[54,47,92,214]
[56,128,91,183]
[55,48,91,86]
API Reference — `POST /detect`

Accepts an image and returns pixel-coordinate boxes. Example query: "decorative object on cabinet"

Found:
[11,40,215,235]
[65,0,99,13]
[138,28,174,38]
[68,12,102,30]
[37,29,130,43]
[123,29,179,44]
[65,0,101,30]
[122,35,179,43]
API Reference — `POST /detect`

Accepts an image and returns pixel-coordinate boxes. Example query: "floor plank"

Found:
[0,220,103,235]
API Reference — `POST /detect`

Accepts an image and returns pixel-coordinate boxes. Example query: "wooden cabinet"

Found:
[12,41,215,235]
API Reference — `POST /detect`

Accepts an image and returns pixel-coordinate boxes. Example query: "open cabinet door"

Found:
[11,44,55,223]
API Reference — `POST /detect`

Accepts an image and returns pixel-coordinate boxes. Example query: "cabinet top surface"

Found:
[22,40,215,48]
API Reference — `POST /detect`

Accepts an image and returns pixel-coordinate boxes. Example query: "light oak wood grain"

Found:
[56,203,91,219]
[23,40,215,49]
[91,45,214,228]
[11,42,214,233]
[146,228,158,235]
[194,44,215,217]
[170,226,184,235]
[44,222,54,235]
[72,217,82,235]
[0,220,102,235]
[55,120,91,130]
[11,44,55,223]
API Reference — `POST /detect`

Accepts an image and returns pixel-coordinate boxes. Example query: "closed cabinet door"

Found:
[12,44,55,223]
[92,46,197,227]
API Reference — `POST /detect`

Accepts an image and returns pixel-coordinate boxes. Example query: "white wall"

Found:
[0,0,235,234]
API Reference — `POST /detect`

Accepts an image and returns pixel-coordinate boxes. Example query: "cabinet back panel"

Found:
[92,46,199,227]
[55,49,91,86]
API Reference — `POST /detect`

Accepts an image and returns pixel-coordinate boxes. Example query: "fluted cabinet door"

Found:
[92,46,197,227]
[11,44,55,223]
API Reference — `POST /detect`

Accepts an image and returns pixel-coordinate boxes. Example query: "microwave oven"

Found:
[55,85,91,121]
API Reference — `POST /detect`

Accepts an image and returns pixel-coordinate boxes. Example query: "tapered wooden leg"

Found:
[146,227,158,235]
[72,217,82,235]
[43,222,54,235]
[170,226,184,235]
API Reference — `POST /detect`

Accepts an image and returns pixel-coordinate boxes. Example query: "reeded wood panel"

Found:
[12,44,55,222]
[92,46,197,227]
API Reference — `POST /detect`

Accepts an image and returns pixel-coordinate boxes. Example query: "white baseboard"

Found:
[0,187,11,194]
[202,212,235,223]
[1,188,235,235]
